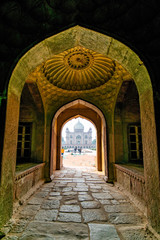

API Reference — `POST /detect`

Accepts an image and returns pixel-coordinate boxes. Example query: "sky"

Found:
[62,117,96,140]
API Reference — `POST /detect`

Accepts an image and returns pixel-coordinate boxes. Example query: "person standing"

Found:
[61,147,64,157]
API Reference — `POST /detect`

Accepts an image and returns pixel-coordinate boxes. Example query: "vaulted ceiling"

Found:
[25,44,132,115]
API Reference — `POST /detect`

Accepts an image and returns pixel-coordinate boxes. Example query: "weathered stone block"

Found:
[88,223,120,240]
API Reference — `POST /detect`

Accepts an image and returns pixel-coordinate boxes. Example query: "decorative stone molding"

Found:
[115,164,145,183]
[43,46,115,91]
[15,163,45,182]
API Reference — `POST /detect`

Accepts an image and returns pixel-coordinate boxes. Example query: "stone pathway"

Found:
[1,167,157,240]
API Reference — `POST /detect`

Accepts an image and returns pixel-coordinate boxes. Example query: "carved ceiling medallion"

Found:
[43,46,115,91]
[64,47,93,70]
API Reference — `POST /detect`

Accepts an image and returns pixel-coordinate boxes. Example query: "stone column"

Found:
[107,113,115,182]
[43,115,52,182]
[140,90,160,233]
[0,92,20,227]
[0,96,7,173]
[97,125,102,171]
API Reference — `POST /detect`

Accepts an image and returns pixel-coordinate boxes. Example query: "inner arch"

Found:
[61,116,97,168]
[50,99,107,178]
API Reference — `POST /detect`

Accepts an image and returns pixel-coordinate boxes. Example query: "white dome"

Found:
[74,120,84,130]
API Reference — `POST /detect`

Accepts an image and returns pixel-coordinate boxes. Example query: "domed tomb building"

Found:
[64,120,96,149]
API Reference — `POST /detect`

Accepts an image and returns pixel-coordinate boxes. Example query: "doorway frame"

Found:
[50,99,107,177]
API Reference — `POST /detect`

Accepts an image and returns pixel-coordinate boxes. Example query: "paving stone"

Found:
[108,213,144,225]
[99,200,111,205]
[55,183,67,187]
[81,201,101,209]
[54,179,72,183]
[57,213,81,222]
[19,233,54,240]
[78,192,88,195]
[41,199,60,209]
[35,210,58,221]
[34,191,49,198]
[42,183,54,188]
[65,200,78,205]
[67,183,76,187]
[20,221,88,240]
[20,205,40,216]
[54,178,72,181]
[111,192,127,200]
[89,189,100,193]
[111,200,119,205]
[73,187,88,191]
[4,168,148,240]
[86,181,104,184]
[82,209,108,222]
[60,205,80,212]
[92,193,113,200]
[62,191,77,196]
[49,192,60,196]
[73,179,85,183]
[62,187,72,192]
[90,185,102,189]
[27,197,44,205]
[102,189,110,193]
[48,196,62,200]
[88,223,120,240]
[78,194,93,201]
[104,204,137,213]
[85,178,102,181]
[52,187,63,192]
[62,195,76,201]
[76,183,87,187]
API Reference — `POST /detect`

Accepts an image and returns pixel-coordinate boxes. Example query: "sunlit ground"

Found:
[63,149,96,169]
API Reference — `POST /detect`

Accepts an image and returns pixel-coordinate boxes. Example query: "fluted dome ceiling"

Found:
[42,46,116,91]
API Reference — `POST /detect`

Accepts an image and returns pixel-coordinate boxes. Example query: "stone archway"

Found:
[50,99,107,177]
[1,26,159,231]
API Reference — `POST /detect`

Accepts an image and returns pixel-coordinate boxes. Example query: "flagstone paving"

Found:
[1,167,158,240]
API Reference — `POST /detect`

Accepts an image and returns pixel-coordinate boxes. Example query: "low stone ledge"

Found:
[115,164,145,183]
[14,163,45,202]
[15,163,45,181]
[114,164,146,216]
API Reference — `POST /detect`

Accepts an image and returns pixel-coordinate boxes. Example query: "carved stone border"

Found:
[115,164,145,184]
[15,163,45,182]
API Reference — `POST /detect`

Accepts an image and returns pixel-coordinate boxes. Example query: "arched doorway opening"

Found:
[61,117,97,169]
[50,99,107,178]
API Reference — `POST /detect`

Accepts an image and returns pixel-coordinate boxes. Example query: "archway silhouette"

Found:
[50,99,107,178]
[1,26,159,231]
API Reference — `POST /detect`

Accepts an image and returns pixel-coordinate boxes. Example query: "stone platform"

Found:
[1,167,157,240]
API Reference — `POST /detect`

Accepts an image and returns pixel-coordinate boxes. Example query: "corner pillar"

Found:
[140,90,160,232]
[43,115,52,182]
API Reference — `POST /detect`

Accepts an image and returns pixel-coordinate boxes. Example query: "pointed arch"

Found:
[50,99,107,177]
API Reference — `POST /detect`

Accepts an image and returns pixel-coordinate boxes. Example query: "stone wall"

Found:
[115,164,146,214]
[14,163,45,202]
